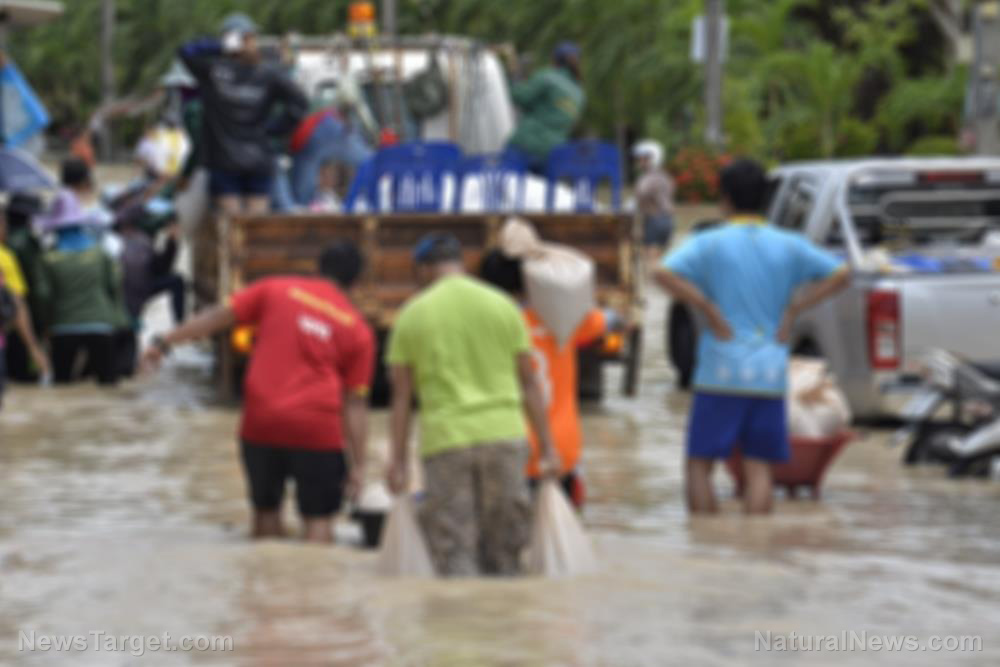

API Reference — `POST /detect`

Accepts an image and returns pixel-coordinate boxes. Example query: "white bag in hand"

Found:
[375,496,436,577]
[525,480,598,577]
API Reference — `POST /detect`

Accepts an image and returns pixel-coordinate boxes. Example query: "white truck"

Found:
[667,158,1000,419]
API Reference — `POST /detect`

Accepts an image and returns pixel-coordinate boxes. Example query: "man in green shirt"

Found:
[506,42,585,172]
[385,233,558,576]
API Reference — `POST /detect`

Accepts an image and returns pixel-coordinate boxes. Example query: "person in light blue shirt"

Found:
[655,159,848,515]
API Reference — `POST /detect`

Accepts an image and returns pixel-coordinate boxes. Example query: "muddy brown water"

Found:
[2,277,1000,665]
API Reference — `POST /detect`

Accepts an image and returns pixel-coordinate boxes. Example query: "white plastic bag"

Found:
[787,357,852,438]
[525,480,598,577]
[523,246,596,348]
[375,496,436,577]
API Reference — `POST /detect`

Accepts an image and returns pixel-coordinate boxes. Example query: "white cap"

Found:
[632,139,664,168]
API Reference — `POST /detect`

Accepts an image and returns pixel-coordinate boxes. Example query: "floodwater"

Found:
[2,287,999,666]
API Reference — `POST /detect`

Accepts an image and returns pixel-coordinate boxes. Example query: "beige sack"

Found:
[375,496,436,577]
[523,246,596,347]
[524,480,598,577]
[499,216,544,258]
[787,357,852,438]
[498,217,596,347]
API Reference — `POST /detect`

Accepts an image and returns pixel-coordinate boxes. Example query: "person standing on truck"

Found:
[288,97,372,208]
[385,233,559,576]
[655,159,849,515]
[142,242,375,543]
[178,13,308,217]
[506,42,585,173]
[632,139,676,263]
[479,248,608,508]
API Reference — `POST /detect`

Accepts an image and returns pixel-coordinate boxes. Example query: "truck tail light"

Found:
[231,325,255,355]
[867,290,900,370]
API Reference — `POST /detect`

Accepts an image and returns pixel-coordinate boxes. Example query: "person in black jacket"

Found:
[179,13,307,217]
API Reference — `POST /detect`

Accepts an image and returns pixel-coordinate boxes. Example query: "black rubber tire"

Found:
[667,303,695,389]
[577,347,605,403]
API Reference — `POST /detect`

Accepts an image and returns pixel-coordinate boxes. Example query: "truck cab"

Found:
[280,34,515,154]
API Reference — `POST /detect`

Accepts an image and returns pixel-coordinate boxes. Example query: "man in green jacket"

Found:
[506,42,585,172]
[36,194,126,386]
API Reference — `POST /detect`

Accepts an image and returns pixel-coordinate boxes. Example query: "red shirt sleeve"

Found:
[574,309,607,347]
[230,281,271,324]
[341,321,376,395]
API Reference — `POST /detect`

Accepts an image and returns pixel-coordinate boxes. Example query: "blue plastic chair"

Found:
[545,140,623,212]
[344,157,376,212]
[454,151,527,212]
[371,141,463,212]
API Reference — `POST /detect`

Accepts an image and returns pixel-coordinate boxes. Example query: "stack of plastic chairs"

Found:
[371,141,462,212]
[454,150,527,212]
[544,140,622,213]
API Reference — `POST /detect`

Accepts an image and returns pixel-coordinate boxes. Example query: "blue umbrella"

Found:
[0,147,55,192]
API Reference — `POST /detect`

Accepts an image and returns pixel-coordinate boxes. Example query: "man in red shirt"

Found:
[143,242,375,542]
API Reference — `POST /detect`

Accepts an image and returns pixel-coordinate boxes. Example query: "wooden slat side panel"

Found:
[230,213,636,305]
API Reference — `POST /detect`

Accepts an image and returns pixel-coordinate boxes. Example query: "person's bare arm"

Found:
[517,352,560,476]
[387,364,414,494]
[778,268,850,342]
[142,305,237,369]
[342,392,369,501]
[654,268,733,341]
[13,296,49,377]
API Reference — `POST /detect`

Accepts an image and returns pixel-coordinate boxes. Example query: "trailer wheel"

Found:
[621,327,643,397]
[667,303,695,389]
[577,347,604,403]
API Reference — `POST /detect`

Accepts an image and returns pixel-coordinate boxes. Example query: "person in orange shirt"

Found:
[480,249,608,508]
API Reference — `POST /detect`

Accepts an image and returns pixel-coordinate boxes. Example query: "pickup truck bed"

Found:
[211,212,642,403]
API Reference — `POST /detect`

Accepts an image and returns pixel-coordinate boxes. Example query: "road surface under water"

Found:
[2,285,999,666]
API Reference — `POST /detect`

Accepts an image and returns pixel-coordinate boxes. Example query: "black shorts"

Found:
[209,168,272,197]
[240,442,347,517]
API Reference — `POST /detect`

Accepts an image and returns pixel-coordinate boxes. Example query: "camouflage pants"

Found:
[419,441,532,577]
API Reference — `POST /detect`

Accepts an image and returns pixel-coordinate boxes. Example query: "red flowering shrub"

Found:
[668,148,733,203]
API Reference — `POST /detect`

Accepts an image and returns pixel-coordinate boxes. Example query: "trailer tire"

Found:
[577,346,604,403]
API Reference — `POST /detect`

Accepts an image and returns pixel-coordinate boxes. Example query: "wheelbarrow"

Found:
[724,432,853,499]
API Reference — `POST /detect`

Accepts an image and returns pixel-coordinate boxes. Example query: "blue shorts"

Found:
[209,168,273,197]
[687,392,790,462]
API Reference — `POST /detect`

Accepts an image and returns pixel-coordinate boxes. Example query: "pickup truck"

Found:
[190,34,640,403]
[666,158,1000,419]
